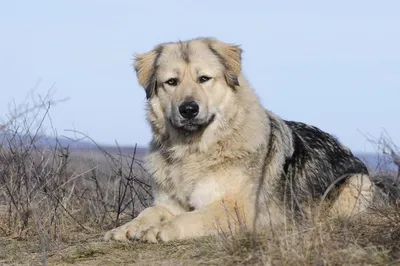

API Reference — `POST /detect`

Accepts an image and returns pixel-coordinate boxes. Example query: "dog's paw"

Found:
[139,221,181,243]
[104,225,130,242]
[126,224,154,241]
[104,220,152,242]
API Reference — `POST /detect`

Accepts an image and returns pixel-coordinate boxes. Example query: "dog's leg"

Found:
[330,174,375,218]
[104,206,175,242]
[139,198,251,243]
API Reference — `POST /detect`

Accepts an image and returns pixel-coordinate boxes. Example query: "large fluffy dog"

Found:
[104,37,380,243]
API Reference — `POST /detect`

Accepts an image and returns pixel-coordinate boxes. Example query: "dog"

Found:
[104,37,383,243]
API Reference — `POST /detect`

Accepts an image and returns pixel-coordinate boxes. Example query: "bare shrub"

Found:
[0,90,152,243]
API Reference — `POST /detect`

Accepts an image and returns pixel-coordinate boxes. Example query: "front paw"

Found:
[104,225,130,242]
[104,220,153,242]
[140,221,181,243]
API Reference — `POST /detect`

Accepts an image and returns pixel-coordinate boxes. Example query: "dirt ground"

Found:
[2,224,400,266]
[1,232,243,266]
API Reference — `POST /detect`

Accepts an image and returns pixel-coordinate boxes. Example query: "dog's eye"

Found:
[198,76,211,83]
[165,78,178,86]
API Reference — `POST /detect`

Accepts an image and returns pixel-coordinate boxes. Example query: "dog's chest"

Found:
[148,148,253,209]
[150,154,215,203]
[163,165,228,209]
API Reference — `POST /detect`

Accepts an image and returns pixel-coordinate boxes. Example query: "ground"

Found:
[2,232,252,266]
[2,210,400,266]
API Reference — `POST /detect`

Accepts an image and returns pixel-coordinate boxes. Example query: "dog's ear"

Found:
[133,45,163,99]
[207,39,242,88]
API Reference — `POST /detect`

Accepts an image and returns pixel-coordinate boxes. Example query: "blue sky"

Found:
[1,0,399,152]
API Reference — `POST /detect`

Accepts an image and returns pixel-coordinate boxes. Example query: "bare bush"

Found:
[0,91,152,243]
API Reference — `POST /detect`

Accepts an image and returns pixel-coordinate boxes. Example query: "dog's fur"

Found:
[104,37,384,243]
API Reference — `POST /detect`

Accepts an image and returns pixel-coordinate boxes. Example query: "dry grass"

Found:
[1,92,399,265]
[2,204,400,265]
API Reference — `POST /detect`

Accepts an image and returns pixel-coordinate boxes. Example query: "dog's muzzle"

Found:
[170,101,215,132]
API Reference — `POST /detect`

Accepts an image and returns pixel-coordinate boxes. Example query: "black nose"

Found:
[179,101,199,119]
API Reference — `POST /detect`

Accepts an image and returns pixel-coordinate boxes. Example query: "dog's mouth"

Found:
[170,114,216,133]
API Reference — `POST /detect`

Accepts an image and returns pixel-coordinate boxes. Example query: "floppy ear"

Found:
[207,39,242,88]
[133,45,163,99]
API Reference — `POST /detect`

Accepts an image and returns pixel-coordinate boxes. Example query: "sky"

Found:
[0,0,399,153]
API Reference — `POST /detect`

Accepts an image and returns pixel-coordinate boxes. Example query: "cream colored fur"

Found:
[104,37,375,243]
[330,174,375,218]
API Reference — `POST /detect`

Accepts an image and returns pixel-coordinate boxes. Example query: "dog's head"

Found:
[133,37,242,135]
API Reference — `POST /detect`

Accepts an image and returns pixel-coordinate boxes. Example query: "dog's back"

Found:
[272,119,370,215]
